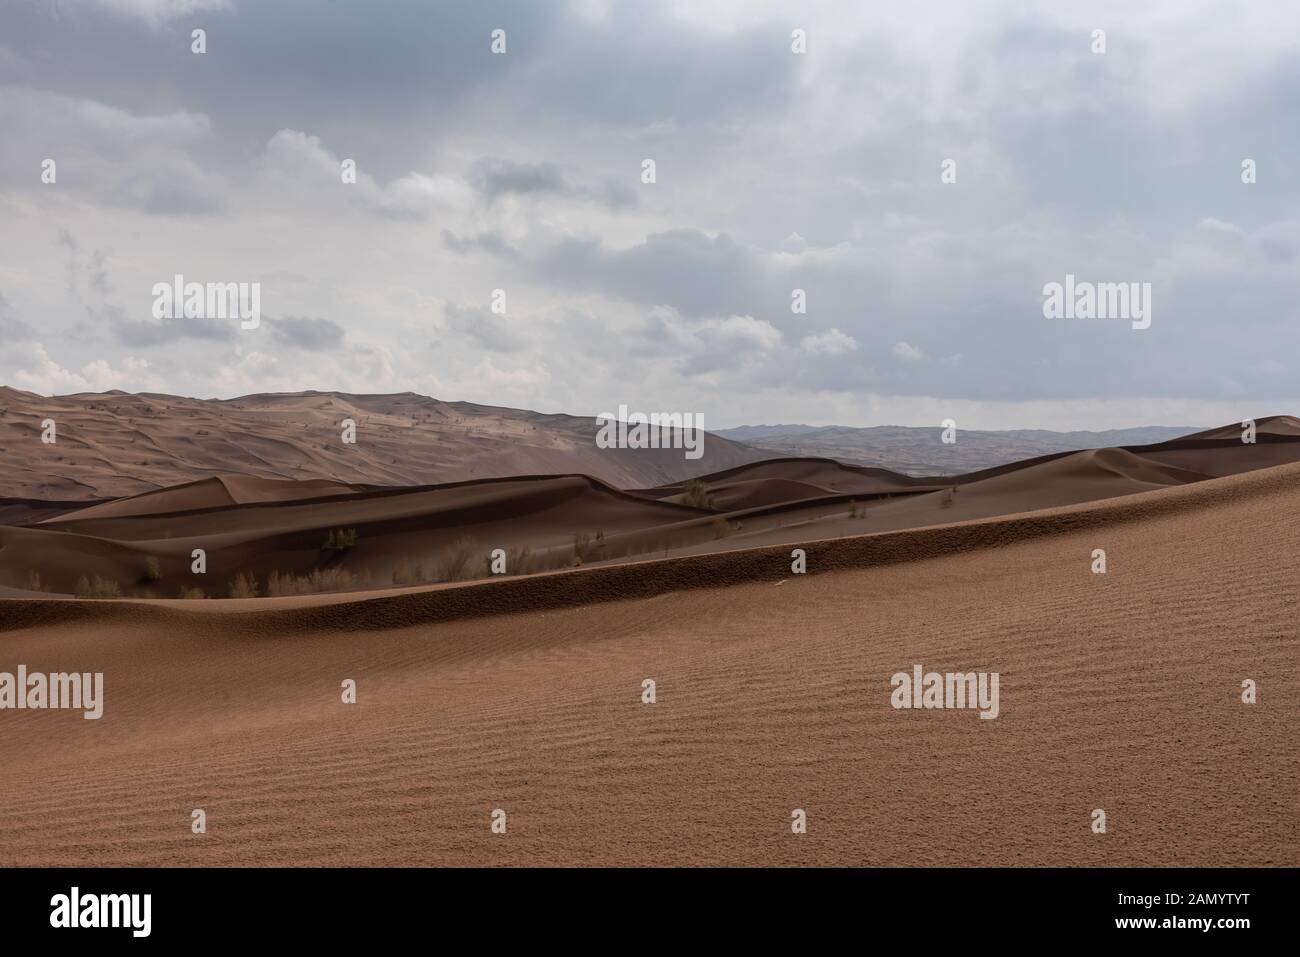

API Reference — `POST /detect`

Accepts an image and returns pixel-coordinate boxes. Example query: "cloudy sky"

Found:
[1,0,1298,429]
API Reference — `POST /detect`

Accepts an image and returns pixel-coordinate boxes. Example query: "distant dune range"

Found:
[0,386,1210,504]
[0,386,768,501]
[1,448,1296,865]
[0,409,1297,599]
[713,422,1209,474]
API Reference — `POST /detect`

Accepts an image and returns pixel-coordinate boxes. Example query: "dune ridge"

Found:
[3,415,1297,600]
[3,456,1295,635]
[0,387,767,500]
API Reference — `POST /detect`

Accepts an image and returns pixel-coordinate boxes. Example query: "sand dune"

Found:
[53,475,370,523]
[1,460,1295,866]
[0,386,767,500]
[1,474,713,597]
[713,422,1210,475]
[3,416,1298,599]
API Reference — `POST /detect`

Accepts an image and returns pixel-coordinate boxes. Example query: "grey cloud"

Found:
[474,159,568,202]
[0,1,556,182]
[265,315,346,351]
[471,159,636,212]
[54,229,116,297]
[442,229,518,258]
[0,86,224,215]
[0,292,36,341]
[516,6,799,128]
[114,315,237,346]
[601,180,637,211]
[534,229,771,319]
[443,303,526,354]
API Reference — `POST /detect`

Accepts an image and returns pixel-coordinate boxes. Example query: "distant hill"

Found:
[712,423,1206,475]
[0,387,769,500]
[709,424,826,441]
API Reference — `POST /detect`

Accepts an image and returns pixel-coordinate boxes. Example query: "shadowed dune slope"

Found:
[3,418,1300,598]
[0,462,1295,866]
[639,456,939,500]
[0,475,712,596]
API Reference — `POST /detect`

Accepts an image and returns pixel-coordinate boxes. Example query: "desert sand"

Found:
[0,386,766,500]
[0,416,1296,865]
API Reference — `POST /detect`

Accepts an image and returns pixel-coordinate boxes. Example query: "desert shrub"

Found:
[143,556,162,582]
[323,528,358,551]
[712,517,732,539]
[437,537,477,582]
[508,546,538,575]
[177,586,208,600]
[75,575,121,599]
[266,567,362,597]
[682,479,713,509]
[315,567,364,592]
[572,531,595,563]
[391,559,427,586]
[24,570,49,592]
[227,572,260,599]
[848,499,864,519]
[485,545,541,576]
[939,486,957,509]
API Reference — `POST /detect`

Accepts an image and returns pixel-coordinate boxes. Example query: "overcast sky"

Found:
[2,0,1298,429]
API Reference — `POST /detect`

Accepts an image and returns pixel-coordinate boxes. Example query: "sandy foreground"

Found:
[1,461,1296,867]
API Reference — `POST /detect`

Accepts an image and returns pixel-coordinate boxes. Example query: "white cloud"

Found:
[782,232,809,253]
[892,341,926,361]
[0,87,221,212]
[1198,217,1244,237]
[801,328,858,356]
[259,129,474,220]
[7,343,160,395]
